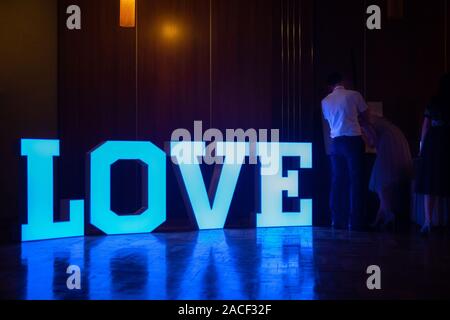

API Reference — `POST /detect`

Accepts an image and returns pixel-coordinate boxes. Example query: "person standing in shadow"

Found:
[322,72,371,231]
[416,73,450,234]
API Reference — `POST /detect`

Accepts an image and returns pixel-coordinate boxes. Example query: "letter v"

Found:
[171,142,247,229]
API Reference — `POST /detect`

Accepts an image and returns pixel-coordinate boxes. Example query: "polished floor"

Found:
[1,227,450,300]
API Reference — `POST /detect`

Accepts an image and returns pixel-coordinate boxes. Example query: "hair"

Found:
[327,72,343,87]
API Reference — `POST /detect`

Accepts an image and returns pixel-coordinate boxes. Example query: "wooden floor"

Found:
[0,227,450,300]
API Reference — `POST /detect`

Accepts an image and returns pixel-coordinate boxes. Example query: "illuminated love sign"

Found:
[20,139,312,242]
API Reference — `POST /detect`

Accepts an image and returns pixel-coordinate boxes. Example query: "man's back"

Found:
[322,86,368,139]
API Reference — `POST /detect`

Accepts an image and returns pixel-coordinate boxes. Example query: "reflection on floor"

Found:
[1,227,450,300]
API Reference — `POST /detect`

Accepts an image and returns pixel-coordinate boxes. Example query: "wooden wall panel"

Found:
[366,0,448,154]
[211,0,274,131]
[58,0,137,204]
[57,0,314,230]
[137,0,211,144]
[0,0,58,243]
[446,0,450,73]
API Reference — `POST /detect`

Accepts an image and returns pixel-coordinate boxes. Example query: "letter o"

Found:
[89,141,166,235]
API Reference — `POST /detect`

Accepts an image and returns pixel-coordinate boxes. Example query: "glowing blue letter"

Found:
[171,142,247,229]
[21,139,84,241]
[257,143,312,228]
[89,141,166,235]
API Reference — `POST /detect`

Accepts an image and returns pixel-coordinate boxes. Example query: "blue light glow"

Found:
[256,143,313,228]
[89,141,166,235]
[21,138,314,240]
[18,228,315,299]
[21,139,84,242]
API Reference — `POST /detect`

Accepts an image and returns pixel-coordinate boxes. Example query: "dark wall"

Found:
[366,0,450,155]
[57,0,315,232]
[3,0,448,241]
[315,0,449,149]
[313,0,450,225]
[314,0,366,94]
[57,0,279,157]
[0,0,58,242]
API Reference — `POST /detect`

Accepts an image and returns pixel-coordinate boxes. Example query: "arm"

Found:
[356,94,377,148]
[420,117,431,154]
[359,108,371,126]
[322,113,332,155]
[361,124,377,148]
[321,102,332,155]
[359,110,377,148]
[355,92,371,126]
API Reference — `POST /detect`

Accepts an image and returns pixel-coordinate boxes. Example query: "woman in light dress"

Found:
[363,112,413,228]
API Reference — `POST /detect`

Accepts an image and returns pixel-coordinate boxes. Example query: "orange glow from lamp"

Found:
[120,0,136,28]
[161,22,181,42]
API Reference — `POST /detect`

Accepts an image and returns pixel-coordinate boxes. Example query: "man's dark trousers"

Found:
[329,136,365,230]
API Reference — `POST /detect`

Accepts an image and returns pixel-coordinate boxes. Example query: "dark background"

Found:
[1,0,449,242]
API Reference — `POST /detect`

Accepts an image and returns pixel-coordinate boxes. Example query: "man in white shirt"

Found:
[322,72,370,231]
